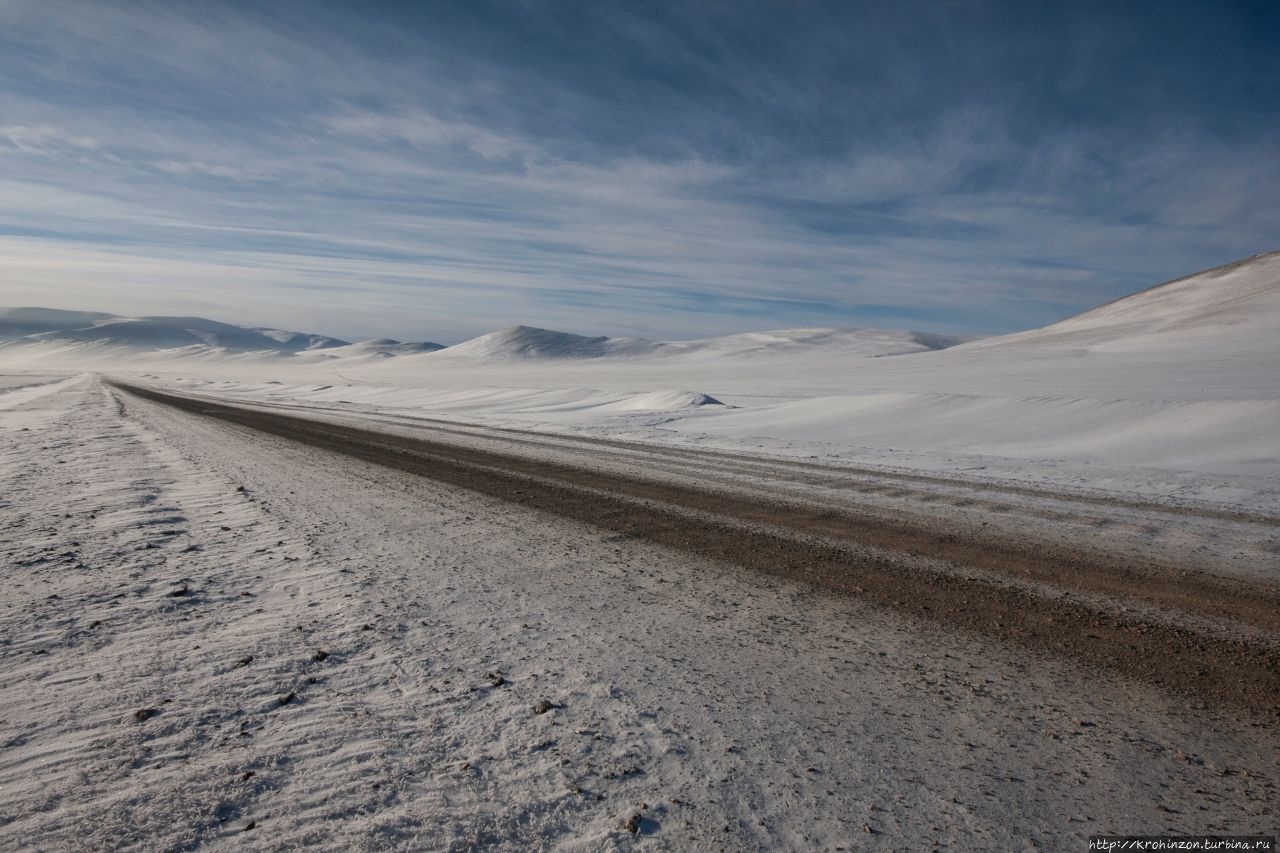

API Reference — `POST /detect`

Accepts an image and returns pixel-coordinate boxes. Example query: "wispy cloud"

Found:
[323,107,545,166]
[0,123,102,153]
[0,1,1276,341]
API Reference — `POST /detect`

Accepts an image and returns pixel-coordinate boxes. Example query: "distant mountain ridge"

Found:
[0,309,968,366]
[0,307,354,353]
[6,249,1275,369]
[0,307,457,367]
[0,307,118,340]
[425,324,967,362]
[29,316,348,352]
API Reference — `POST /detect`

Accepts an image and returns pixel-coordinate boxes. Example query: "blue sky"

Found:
[0,0,1277,343]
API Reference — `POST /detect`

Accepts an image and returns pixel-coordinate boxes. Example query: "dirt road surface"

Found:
[0,375,1273,850]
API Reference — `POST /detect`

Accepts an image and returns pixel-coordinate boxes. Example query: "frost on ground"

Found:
[0,376,1275,851]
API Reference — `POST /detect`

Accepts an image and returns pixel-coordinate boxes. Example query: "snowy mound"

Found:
[602,390,725,411]
[433,326,660,360]
[968,251,1280,352]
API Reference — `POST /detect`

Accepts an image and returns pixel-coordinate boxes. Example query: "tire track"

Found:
[195,391,1280,526]
[112,381,1280,716]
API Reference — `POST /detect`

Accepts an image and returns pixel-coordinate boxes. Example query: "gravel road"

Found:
[0,376,1272,851]
[114,381,1280,717]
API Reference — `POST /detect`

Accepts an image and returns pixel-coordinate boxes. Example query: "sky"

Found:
[0,0,1277,344]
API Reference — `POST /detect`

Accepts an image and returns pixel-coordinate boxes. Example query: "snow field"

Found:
[0,377,1275,850]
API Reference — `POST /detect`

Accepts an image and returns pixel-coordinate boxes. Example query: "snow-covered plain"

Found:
[8,251,1272,511]
[1,252,1278,849]
[2,375,1276,851]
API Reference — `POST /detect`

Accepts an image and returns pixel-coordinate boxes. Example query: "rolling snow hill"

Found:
[427,326,660,360]
[963,250,1280,352]
[0,310,966,374]
[2,251,1276,502]
[425,324,965,362]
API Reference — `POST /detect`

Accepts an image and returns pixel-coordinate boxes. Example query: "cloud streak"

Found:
[0,0,1276,342]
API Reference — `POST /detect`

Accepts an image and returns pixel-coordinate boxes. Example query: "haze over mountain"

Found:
[0,309,455,363]
[0,308,351,352]
[0,307,118,340]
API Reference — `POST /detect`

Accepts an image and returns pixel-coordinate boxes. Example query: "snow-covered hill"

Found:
[0,309,963,372]
[428,326,660,360]
[964,250,1280,352]
[660,251,1280,481]
[2,251,1276,503]
[426,324,965,363]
